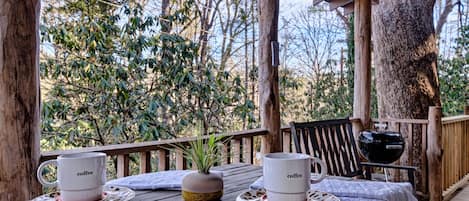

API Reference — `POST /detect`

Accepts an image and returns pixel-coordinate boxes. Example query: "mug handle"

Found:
[310,157,327,184]
[36,159,58,187]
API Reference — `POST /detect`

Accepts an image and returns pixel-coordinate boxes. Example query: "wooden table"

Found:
[131,163,262,201]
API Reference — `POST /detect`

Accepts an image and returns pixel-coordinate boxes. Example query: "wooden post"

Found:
[258,0,281,155]
[351,118,364,142]
[0,0,42,199]
[352,0,372,130]
[427,106,443,201]
[464,105,469,115]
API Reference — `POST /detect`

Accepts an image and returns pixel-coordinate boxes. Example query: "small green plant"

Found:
[184,135,227,174]
[175,135,230,174]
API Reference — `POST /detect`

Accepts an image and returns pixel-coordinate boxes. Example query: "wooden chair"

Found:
[289,118,417,189]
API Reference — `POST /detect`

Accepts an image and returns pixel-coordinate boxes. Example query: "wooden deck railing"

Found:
[354,109,469,200]
[370,117,430,196]
[40,107,468,200]
[441,114,469,199]
[41,128,268,178]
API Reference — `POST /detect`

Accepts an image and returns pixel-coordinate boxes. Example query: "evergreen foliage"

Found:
[38,1,466,152]
[40,0,250,149]
[439,25,469,116]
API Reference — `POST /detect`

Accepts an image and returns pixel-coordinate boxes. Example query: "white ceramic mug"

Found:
[263,153,327,201]
[37,152,107,201]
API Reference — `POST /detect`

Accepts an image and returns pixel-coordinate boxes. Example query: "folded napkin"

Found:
[338,197,382,201]
[107,170,192,190]
[107,170,223,191]
[250,176,417,201]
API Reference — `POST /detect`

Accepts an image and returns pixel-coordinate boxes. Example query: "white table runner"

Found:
[250,176,417,201]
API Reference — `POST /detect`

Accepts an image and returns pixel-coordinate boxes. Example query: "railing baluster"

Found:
[221,142,230,165]
[407,123,414,179]
[283,130,291,153]
[175,149,186,170]
[139,151,152,174]
[117,154,130,178]
[421,124,428,193]
[157,149,170,171]
[191,161,198,170]
[39,128,270,179]
[232,139,241,163]
[242,136,253,164]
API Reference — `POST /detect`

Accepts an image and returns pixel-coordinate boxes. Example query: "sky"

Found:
[40,0,466,64]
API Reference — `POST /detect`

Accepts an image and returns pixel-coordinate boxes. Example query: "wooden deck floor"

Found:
[449,182,469,201]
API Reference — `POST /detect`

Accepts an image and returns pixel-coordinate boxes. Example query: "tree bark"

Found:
[372,0,441,193]
[0,0,41,199]
[258,0,281,154]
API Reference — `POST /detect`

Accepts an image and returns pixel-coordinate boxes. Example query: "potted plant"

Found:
[179,134,228,201]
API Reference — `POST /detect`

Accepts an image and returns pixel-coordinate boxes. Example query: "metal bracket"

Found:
[271,41,279,67]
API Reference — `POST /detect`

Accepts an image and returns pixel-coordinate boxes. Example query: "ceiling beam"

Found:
[313,0,324,6]
[313,0,379,12]
[343,2,354,14]
[328,0,354,10]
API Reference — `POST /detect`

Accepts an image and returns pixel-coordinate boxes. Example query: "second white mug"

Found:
[263,152,327,201]
[37,152,107,201]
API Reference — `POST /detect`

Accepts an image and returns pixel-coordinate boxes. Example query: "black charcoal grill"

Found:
[358,129,405,164]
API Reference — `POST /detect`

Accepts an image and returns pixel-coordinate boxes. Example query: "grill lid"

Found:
[358,130,405,164]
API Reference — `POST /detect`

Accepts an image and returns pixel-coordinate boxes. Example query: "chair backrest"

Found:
[290,118,362,177]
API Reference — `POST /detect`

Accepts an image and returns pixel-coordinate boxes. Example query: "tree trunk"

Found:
[160,0,171,134]
[0,0,41,199]
[372,0,441,193]
[258,0,281,154]
[160,0,171,33]
[251,0,257,129]
[243,0,249,129]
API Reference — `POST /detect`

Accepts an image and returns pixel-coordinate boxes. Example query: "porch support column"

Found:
[258,0,281,154]
[0,0,42,199]
[352,0,372,131]
[427,106,443,201]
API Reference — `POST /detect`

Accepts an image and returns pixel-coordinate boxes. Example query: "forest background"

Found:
[39,0,468,153]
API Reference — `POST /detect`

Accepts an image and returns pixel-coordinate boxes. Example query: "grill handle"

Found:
[385,145,403,150]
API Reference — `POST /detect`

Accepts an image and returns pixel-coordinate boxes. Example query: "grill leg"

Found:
[384,168,389,182]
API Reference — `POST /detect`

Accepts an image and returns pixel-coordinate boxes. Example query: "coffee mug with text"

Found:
[37,152,107,201]
[263,153,327,201]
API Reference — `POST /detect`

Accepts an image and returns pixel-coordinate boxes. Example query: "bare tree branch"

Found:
[436,0,456,35]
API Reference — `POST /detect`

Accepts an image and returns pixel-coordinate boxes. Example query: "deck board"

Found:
[449,182,469,201]
[130,163,439,201]
[131,163,262,201]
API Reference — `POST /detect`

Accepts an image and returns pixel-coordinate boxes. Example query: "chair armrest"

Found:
[360,162,417,191]
[361,162,417,170]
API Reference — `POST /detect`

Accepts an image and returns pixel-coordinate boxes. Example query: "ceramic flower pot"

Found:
[181,171,223,201]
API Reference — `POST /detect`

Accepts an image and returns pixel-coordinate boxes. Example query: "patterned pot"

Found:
[181,172,223,201]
